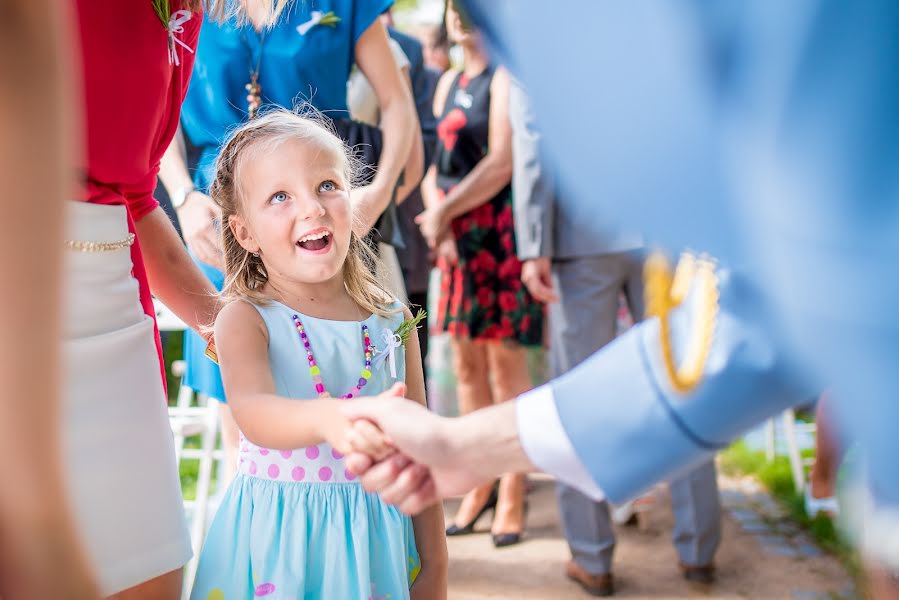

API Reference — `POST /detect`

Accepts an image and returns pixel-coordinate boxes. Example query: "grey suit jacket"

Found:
[509,80,642,261]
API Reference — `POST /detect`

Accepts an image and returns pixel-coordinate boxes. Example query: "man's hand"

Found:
[342,397,486,514]
[521,257,558,303]
[177,191,224,270]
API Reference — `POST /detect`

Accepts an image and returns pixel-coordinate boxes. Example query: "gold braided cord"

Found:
[65,233,136,253]
[644,251,720,394]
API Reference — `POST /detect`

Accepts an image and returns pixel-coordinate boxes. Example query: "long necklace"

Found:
[292,315,373,399]
[243,28,268,118]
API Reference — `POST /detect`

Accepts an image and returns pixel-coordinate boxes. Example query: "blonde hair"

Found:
[208,108,398,318]
[196,0,292,26]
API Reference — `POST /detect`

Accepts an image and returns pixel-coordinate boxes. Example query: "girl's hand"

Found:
[415,205,447,248]
[348,420,394,462]
[345,383,407,461]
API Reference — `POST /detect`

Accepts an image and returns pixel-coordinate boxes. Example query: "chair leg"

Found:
[183,395,220,597]
[782,409,806,493]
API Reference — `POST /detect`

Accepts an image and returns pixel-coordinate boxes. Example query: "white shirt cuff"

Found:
[516,384,606,501]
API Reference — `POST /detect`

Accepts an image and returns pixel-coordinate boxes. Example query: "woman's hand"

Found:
[178,191,224,270]
[415,205,448,248]
[435,232,458,266]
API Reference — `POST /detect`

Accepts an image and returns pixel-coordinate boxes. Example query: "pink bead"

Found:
[255,582,276,596]
[315,383,325,393]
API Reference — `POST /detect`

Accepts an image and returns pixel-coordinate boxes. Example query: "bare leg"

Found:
[448,338,496,528]
[108,568,182,600]
[809,393,838,499]
[486,342,535,537]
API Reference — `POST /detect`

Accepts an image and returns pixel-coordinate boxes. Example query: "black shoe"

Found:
[446,483,498,536]
[492,532,522,547]
[681,563,716,585]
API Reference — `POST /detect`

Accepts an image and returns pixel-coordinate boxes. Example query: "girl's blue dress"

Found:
[190,300,420,599]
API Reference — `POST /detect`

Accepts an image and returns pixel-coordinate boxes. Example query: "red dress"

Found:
[74,1,201,385]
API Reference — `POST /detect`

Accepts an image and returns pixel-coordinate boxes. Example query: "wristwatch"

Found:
[171,185,196,209]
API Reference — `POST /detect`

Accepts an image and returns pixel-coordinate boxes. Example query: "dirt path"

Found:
[444,474,857,600]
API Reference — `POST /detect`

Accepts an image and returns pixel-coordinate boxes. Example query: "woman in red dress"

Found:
[0,1,283,598]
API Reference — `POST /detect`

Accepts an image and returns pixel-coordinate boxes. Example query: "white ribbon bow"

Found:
[371,329,402,379]
[167,10,195,67]
[296,11,324,36]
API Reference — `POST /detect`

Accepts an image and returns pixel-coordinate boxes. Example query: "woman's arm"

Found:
[353,20,417,234]
[215,300,391,453]
[394,65,424,206]
[417,68,514,246]
[135,207,219,338]
[159,125,224,270]
[402,310,448,600]
[0,2,99,596]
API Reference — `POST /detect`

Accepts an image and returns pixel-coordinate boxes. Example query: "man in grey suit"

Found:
[509,80,722,596]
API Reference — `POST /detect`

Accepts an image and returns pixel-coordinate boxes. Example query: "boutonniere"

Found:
[296,10,342,36]
[371,309,427,379]
[150,0,195,66]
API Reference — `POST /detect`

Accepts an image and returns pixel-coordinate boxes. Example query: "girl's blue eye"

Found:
[271,192,288,204]
[319,180,337,193]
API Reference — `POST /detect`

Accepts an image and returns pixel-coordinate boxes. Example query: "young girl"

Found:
[190,110,447,599]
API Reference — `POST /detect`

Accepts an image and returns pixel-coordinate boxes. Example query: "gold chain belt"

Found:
[65,233,136,253]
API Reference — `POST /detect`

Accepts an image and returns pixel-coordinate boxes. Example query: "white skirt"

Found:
[61,202,191,595]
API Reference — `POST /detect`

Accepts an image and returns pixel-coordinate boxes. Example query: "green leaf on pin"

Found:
[394,309,427,346]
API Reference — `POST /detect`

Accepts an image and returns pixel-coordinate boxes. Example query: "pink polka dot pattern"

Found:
[239,435,359,483]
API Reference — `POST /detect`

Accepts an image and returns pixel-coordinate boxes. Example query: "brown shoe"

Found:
[565,560,614,597]
[680,563,716,585]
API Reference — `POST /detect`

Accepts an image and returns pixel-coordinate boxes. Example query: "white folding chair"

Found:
[155,300,224,598]
[764,409,818,493]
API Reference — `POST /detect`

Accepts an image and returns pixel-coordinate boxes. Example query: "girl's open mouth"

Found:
[296,230,332,253]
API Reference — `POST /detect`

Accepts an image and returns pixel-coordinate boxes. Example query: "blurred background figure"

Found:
[416,0,544,548]
[510,80,721,596]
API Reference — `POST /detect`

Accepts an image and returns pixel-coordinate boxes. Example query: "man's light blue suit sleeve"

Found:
[544,267,808,503]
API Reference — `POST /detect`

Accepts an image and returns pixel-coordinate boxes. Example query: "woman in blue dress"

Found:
[159,0,421,481]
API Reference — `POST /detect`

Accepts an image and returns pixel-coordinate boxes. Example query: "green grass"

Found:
[720,440,860,577]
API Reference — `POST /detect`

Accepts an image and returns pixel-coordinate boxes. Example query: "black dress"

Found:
[433,68,543,346]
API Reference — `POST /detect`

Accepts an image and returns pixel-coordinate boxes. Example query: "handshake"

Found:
[324,382,524,515]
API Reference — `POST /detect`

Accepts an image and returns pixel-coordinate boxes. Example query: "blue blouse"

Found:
[182,0,393,189]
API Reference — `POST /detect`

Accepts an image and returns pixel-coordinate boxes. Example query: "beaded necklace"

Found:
[292,315,372,399]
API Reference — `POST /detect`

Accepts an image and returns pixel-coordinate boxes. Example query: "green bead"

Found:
[310,365,320,376]
[361,369,372,379]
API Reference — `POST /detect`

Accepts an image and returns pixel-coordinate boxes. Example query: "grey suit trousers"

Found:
[551,252,722,575]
